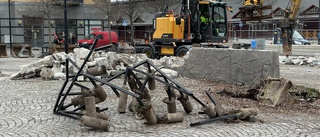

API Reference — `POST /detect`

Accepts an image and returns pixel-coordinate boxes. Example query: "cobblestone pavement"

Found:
[0,57,320,137]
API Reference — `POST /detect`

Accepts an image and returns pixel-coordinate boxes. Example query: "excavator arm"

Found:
[280,0,302,56]
[288,0,302,20]
[239,0,302,56]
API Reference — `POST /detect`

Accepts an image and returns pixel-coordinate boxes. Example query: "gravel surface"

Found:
[279,64,320,89]
[0,56,319,136]
[1,57,319,117]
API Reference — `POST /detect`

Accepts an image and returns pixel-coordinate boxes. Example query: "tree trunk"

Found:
[84,96,97,118]
[177,95,193,114]
[47,19,52,52]
[130,18,134,45]
[165,112,184,124]
[117,86,129,113]
[142,106,157,125]
[163,97,176,113]
[80,116,110,131]
[202,105,216,119]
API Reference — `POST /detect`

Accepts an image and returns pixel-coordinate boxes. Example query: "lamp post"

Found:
[108,20,112,47]
[8,0,13,56]
[318,0,320,45]
[64,0,69,79]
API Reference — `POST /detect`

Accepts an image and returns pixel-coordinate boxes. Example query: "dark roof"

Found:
[225,0,319,21]
[125,0,319,25]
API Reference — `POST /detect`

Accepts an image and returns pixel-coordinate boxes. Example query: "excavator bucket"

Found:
[12,44,34,58]
[239,5,273,22]
[0,44,8,58]
[51,44,76,54]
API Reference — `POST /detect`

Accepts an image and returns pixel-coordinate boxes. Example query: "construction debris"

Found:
[281,55,320,67]
[224,107,260,123]
[10,48,185,80]
[12,44,34,58]
[117,86,129,113]
[257,77,296,107]
[52,40,227,130]
[289,85,320,102]
[80,116,110,131]
[156,112,184,124]
[217,77,300,107]
[190,107,259,126]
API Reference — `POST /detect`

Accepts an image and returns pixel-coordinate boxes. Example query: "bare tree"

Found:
[114,0,144,44]
[143,0,182,14]
[21,0,63,50]
[93,0,123,27]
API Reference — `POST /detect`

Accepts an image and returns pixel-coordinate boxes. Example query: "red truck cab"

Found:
[76,31,118,50]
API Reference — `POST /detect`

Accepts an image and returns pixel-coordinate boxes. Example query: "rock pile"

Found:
[281,56,320,67]
[10,48,186,80]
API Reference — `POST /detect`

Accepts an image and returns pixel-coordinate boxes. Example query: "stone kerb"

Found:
[177,48,280,87]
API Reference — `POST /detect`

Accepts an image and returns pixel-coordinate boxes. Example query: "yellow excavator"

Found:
[279,0,302,56]
[240,0,302,56]
[243,0,264,6]
[135,0,230,59]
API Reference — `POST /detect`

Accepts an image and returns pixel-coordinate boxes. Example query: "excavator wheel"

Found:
[176,48,188,57]
[108,44,118,52]
[142,47,154,59]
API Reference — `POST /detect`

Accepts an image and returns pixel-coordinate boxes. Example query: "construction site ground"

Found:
[0,55,319,136]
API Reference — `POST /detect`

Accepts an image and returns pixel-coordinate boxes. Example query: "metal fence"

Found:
[228,29,274,40]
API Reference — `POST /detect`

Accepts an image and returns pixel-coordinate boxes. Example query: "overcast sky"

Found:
[111,0,126,1]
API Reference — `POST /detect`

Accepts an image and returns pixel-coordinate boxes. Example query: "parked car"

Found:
[76,31,119,51]
[293,30,311,45]
[274,29,311,45]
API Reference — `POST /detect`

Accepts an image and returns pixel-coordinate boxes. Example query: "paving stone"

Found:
[0,57,319,136]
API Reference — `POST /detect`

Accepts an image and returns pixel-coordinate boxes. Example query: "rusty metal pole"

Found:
[64,0,69,79]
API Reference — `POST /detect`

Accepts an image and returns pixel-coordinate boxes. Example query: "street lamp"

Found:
[110,21,113,29]
[8,0,13,55]
[63,0,69,79]
[299,23,303,33]
[18,20,22,26]
[273,23,275,30]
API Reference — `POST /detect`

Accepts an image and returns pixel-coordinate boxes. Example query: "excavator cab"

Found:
[191,1,228,43]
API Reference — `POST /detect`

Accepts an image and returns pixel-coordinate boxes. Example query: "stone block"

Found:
[177,48,279,87]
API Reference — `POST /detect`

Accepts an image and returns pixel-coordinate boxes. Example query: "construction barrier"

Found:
[12,44,34,58]
[52,44,76,54]
[0,44,8,58]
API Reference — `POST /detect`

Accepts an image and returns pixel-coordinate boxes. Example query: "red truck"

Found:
[76,31,119,51]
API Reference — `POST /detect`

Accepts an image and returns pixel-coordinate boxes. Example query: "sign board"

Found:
[239,21,243,27]
[122,20,128,26]
[91,28,101,32]
[4,35,13,44]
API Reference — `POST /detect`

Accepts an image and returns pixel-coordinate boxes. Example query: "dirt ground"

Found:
[176,63,320,117]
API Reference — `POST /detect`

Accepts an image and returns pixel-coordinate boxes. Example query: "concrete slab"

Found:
[177,48,280,87]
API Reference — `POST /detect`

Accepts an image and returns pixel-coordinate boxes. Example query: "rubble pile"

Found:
[282,56,320,66]
[10,48,186,80]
